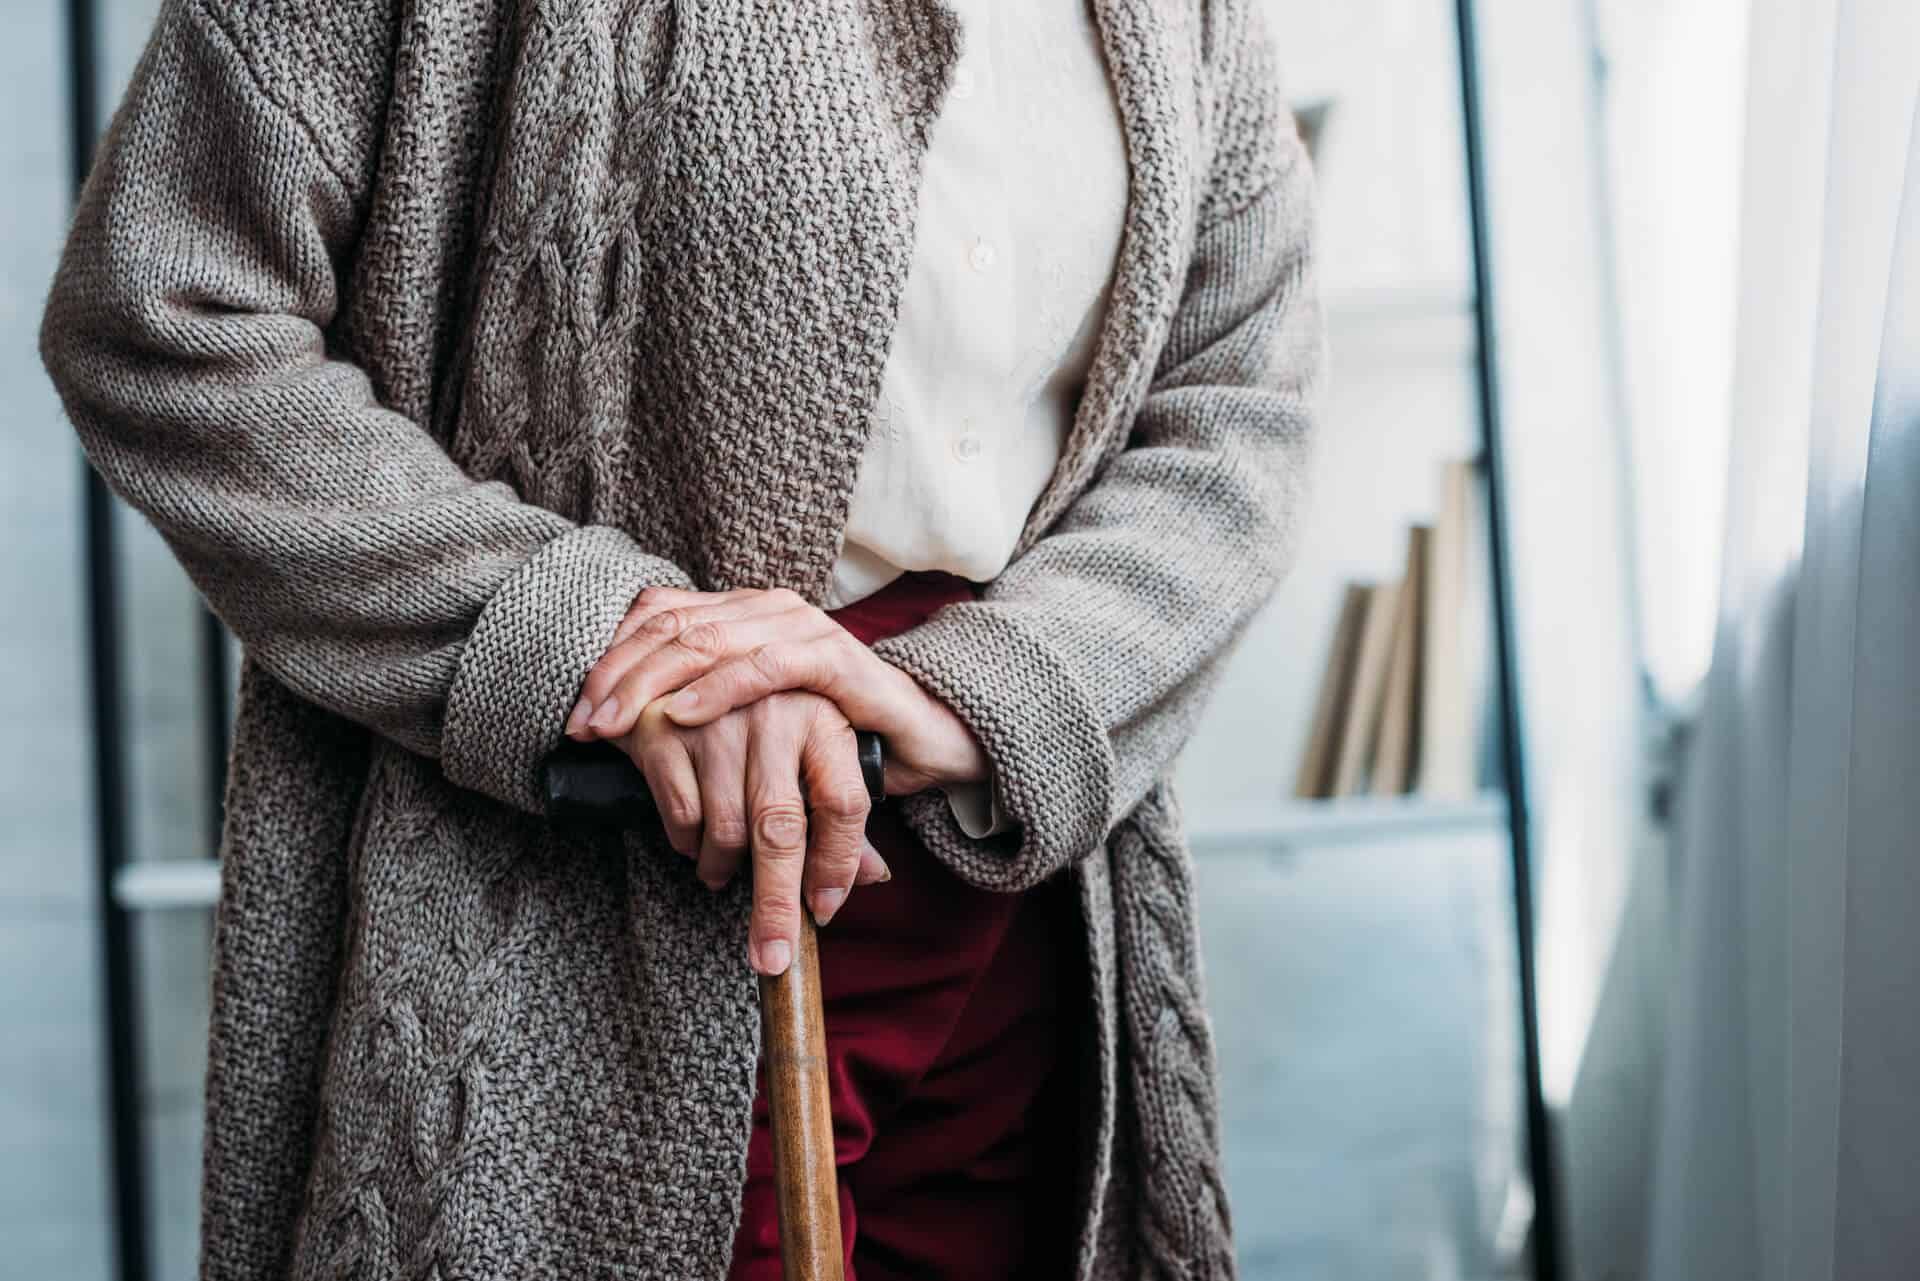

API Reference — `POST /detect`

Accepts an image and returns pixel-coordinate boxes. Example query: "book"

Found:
[1292,98,1334,164]
[1419,460,1486,799]
[1371,526,1431,795]
[1293,583,1370,798]
[1330,580,1402,797]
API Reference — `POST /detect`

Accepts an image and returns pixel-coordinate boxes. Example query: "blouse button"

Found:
[953,432,984,463]
[952,67,977,100]
[968,239,997,272]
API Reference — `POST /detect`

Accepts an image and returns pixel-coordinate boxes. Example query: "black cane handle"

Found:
[542,731,886,826]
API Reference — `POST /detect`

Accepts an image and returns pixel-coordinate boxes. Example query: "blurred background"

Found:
[8,0,1917,1279]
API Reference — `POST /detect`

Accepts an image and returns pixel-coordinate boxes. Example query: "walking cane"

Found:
[543,732,884,1281]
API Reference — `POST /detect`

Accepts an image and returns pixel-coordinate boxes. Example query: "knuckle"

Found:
[830,625,864,658]
[753,804,808,853]
[748,643,788,682]
[660,794,701,831]
[817,783,870,822]
[815,850,861,882]
[641,608,684,638]
[676,621,726,657]
[811,699,852,731]
[756,689,808,725]
[752,894,800,936]
[704,816,750,851]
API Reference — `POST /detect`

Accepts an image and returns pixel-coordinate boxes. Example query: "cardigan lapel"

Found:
[1011,0,1202,559]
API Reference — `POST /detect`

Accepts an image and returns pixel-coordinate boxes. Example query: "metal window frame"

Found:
[1453,1,1563,1277]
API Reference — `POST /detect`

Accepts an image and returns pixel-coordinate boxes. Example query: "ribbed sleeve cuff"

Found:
[442,524,696,814]
[869,602,1115,891]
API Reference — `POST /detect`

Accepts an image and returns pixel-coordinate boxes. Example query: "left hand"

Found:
[566,586,989,796]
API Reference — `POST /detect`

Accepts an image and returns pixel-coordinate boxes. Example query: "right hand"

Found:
[615,688,888,977]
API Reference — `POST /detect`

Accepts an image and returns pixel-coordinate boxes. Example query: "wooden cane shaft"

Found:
[758,917,844,1281]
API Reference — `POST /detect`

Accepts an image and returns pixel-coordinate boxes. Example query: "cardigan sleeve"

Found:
[37,0,694,816]
[868,8,1323,891]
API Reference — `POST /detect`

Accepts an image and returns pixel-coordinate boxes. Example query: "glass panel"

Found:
[1175,0,1534,1274]
[2,1,115,1276]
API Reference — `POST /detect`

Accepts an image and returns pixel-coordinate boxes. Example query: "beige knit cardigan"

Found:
[39,0,1322,1276]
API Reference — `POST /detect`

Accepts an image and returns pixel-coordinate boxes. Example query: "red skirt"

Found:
[726,571,1084,1281]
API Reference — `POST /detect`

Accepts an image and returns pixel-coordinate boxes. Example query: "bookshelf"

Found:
[1186,792,1508,853]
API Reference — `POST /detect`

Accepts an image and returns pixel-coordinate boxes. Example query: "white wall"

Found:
[1178,0,1482,815]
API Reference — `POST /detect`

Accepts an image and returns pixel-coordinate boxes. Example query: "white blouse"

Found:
[825,0,1130,835]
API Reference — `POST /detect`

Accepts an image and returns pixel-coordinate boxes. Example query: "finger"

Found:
[793,709,871,927]
[610,585,758,645]
[659,628,879,729]
[690,722,752,893]
[608,585,778,649]
[584,606,837,741]
[635,734,701,858]
[744,712,811,977]
[569,593,789,739]
[613,585,811,644]
[855,841,891,887]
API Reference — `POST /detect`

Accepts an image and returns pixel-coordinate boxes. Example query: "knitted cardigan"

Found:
[39,1,1322,1276]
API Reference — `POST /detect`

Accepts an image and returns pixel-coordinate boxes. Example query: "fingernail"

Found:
[811,888,846,925]
[759,938,792,976]
[867,841,891,882]
[664,688,699,721]
[585,695,621,732]
[565,697,593,736]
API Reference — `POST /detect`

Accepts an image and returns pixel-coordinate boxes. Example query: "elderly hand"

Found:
[616,688,887,977]
[566,586,989,796]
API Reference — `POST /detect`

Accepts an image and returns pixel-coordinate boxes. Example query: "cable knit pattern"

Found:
[37,1,1319,1277]
[1111,784,1235,1279]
